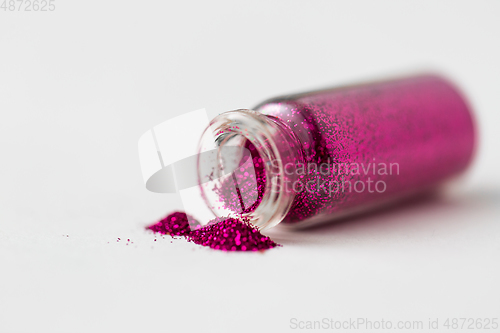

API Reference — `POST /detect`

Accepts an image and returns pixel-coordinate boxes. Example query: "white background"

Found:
[1,1,499,332]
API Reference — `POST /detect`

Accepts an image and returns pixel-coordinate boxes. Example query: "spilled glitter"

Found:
[146,212,279,252]
[146,211,194,236]
[188,217,278,251]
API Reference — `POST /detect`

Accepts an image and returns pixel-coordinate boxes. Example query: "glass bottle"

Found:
[197,75,476,229]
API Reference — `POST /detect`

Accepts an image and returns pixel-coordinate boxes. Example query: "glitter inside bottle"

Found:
[197,75,476,229]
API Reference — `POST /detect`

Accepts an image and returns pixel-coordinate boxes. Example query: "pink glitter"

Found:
[255,75,476,225]
[187,217,279,251]
[215,140,266,214]
[146,212,193,236]
[146,212,279,251]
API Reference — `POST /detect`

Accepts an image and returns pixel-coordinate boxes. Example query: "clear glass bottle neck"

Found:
[197,109,304,229]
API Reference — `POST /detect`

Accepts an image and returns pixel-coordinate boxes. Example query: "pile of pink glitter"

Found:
[146,212,279,252]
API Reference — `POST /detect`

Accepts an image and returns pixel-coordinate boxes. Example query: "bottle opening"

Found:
[219,138,266,214]
[197,109,302,229]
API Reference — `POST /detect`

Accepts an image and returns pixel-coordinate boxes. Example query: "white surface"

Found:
[138,108,209,193]
[152,108,208,168]
[1,1,499,332]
